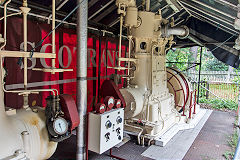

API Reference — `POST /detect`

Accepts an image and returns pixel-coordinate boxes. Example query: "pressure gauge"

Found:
[115,99,122,108]
[53,117,68,135]
[108,98,114,106]
[104,96,115,111]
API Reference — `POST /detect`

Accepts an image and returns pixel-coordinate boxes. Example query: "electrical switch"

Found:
[105,132,110,141]
[116,127,121,135]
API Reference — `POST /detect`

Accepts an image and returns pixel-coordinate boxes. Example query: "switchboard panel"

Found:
[88,108,124,154]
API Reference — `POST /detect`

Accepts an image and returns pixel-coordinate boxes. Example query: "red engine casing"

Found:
[59,94,80,131]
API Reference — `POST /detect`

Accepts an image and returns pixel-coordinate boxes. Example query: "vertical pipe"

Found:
[23,2,28,90]
[193,89,197,114]
[118,15,123,70]
[146,0,150,11]
[98,31,102,103]
[197,47,202,104]
[0,0,11,50]
[52,0,56,72]
[127,36,132,76]
[76,0,88,159]
[21,0,30,108]
[189,91,193,119]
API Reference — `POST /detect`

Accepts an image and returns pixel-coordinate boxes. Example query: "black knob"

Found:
[116,116,122,124]
[118,136,121,140]
[105,120,112,129]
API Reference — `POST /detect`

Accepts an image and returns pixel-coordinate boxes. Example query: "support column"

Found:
[197,47,202,104]
[76,0,88,159]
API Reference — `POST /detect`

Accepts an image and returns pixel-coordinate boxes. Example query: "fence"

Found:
[191,81,239,103]
[187,71,240,82]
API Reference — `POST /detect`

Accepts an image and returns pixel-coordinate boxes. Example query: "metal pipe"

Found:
[188,91,193,119]
[191,0,235,20]
[118,15,123,70]
[181,1,234,27]
[193,89,197,114]
[187,35,204,47]
[146,0,150,11]
[48,0,69,21]
[76,0,88,159]
[88,0,114,20]
[166,26,189,37]
[52,0,56,72]
[176,0,192,16]
[185,6,238,34]
[215,0,238,11]
[0,0,11,50]
[163,26,189,38]
[0,11,22,20]
[19,0,31,108]
[21,0,30,90]
[127,35,132,77]
[0,5,117,37]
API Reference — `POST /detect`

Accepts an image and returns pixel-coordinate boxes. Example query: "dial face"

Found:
[108,98,114,106]
[53,117,68,135]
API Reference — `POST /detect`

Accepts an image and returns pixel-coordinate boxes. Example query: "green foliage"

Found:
[228,129,238,149]
[224,121,238,160]
[201,49,228,71]
[167,47,229,72]
[199,98,238,111]
[223,151,234,160]
[233,69,240,84]
[166,48,191,71]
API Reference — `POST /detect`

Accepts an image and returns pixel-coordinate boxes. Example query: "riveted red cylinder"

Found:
[104,96,115,111]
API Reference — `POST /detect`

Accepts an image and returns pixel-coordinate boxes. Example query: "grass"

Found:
[223,117,239,160]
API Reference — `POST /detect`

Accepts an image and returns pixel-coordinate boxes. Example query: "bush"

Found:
[199,98,238,111]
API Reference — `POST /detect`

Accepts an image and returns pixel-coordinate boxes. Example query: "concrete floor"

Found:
[183,111,235,160]
[49,110,235,160]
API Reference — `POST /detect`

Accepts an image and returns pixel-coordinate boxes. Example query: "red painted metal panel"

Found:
[3,17,128,113]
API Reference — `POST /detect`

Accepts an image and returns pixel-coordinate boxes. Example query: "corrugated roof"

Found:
[5,0,240,67]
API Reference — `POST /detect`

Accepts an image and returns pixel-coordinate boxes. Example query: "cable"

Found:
[210,34,236,52]
[18,0,86,65]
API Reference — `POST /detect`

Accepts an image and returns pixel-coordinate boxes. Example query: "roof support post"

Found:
[76,0,88,159]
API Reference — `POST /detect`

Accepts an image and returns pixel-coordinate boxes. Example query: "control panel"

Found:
[88,108,124,154]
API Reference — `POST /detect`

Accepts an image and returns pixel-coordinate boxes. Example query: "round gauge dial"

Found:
[104,96,115,111]
[115,99,122,108]
[53,117,68,135]
[108,98,114,106]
